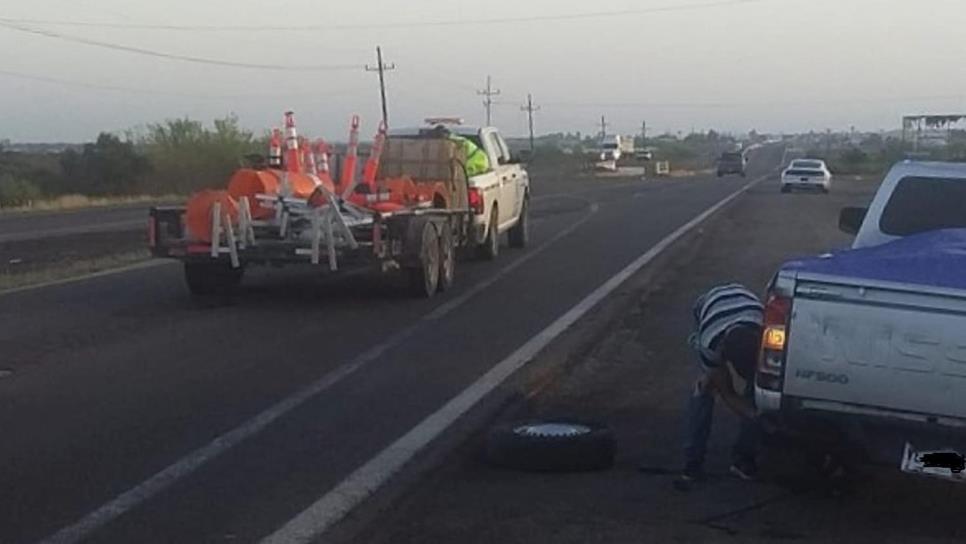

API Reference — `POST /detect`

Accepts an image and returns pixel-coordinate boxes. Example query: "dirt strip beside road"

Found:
[346,178,964,544]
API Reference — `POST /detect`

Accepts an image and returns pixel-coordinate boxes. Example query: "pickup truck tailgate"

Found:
[785,276,966,419]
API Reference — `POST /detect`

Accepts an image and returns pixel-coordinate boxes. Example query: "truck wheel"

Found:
[508,198,529,249]
[485,419,616,472]
[478,207,500,260]
[183,262,243,296]
[438,225,455,292]
[407,221,440,298]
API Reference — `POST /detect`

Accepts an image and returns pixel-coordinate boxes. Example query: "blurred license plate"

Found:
[900,442,966,483]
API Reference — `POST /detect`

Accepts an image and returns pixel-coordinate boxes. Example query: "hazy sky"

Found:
[1,0,965,142]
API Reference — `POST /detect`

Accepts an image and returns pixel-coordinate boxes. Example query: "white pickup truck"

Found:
[389,124,530,259]
[757,161,966,482]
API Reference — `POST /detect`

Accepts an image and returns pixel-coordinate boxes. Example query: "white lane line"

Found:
[259,171,773,544]
[426,202,598,321]
[35,196,601,544]
[0,260,172,297]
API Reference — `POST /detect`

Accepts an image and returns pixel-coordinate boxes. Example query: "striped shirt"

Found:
[689,283,764,370]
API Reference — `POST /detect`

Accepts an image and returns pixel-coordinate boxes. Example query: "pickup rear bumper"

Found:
[756,388,966,473]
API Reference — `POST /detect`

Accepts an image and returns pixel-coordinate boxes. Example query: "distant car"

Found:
[781,159,831,193]
[716,151,746,177]
[635,150,654,161]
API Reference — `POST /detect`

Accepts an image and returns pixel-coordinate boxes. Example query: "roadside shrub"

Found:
[0,174,43,208]
[60,133,151,195]
[133,115,262,194]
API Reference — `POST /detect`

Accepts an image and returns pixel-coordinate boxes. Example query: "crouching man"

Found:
[681,283,765,484]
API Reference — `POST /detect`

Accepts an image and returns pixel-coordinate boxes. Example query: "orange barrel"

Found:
[227,169,334,219]
[185,190,239,243]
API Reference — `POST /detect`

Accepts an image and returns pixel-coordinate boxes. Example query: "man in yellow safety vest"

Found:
[431,125,491,177]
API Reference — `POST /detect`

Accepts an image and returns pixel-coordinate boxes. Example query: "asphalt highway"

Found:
[0,145,782,543]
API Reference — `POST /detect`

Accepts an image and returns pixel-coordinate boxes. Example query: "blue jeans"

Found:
[683,370,760,471]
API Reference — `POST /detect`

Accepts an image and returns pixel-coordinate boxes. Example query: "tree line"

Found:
[0,115,265,208]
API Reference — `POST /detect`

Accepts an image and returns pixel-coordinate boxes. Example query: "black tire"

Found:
[183,262,244,296]
[485,419,616,472]
[437,224,455,292]
[477,207,500,260]
[407,221,440,298]
[740,171,747,178]
[508,198,529,249]
[780,185,791,193]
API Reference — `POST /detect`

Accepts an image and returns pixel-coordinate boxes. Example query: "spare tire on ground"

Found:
[485,419,616,472]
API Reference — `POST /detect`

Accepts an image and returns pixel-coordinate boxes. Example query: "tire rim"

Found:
[513,423,592,438]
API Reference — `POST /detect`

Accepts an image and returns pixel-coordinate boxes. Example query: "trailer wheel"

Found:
[183,262,244,296]
[508,197,529,249]
[478,207,500,260]
[438,225,455,292]
[407,221,441,298]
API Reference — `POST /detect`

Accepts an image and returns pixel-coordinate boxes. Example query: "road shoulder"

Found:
[333,178,962,544]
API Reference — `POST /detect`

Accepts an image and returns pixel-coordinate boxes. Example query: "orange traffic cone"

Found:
[340,115,361,196]
[268,128,283,168]
[301,136,317,175]
[283,111,302,173]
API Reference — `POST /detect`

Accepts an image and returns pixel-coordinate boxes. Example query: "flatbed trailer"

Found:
[149,195,471,298]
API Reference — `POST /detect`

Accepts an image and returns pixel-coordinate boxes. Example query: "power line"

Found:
[478,76,500,126]
[542,94,966,109]
[0,67,363,99]
[521,94,541,153]
[365,46,396,126]
[0,21,361,71]
[0,0,768,32]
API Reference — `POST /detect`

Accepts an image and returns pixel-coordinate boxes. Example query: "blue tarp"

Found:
[782,229,966,291]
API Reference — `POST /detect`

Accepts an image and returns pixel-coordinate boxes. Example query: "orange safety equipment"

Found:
[268,128,283,168]
[185,190,238,243]
[340,115,361,194]
[283,111,301,172]
[228,169,335,219]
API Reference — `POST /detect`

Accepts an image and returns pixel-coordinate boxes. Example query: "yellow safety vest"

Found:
[451,135,491,177]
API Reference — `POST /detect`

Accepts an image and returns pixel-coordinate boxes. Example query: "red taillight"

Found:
[758,292,791,384]
[468,187,484,215]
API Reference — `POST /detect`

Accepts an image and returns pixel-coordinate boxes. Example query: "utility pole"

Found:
[599,115,608,139]
[521,93,540,153]
[477,75,501,126]
[365,46,396,126]
[641,120,647,148]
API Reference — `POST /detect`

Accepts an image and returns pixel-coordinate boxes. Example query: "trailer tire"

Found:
[485,419,616,472]
[438,225,455,292]
[478,207,500,260]
[407,220,441,298]
[183,262,244,296]
[508,197,529,249]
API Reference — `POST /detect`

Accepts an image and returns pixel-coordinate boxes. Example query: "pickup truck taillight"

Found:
[758,291,791,391]
[468,187,484,215]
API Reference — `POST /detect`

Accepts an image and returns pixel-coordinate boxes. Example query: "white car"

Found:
[781,159,832,193]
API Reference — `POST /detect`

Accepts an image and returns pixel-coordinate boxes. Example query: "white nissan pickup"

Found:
[389,122,530,260]
[757,161,966,482]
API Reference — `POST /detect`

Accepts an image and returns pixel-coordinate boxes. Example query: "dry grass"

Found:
[0,250,152,292]
[0,194,184,214]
